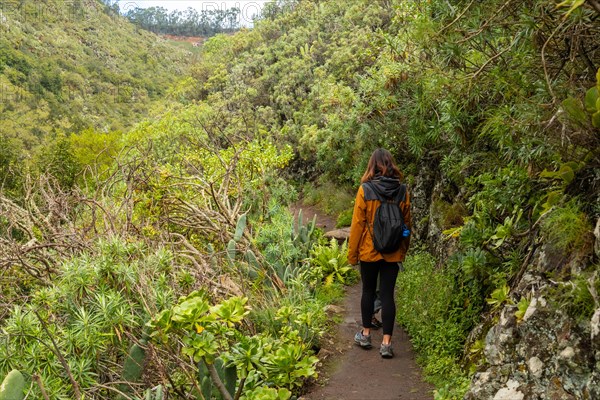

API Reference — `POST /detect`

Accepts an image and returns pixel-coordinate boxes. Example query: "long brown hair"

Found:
[360,148,402,183]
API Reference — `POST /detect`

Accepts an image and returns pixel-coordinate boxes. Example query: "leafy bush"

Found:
[149,290,319,397]
[541,200,593,253]
[36,133,80,189]
[308,239,358,286]
[0,134,24,196]
[432,200,467,231]
[396,251,478,399]
[548,270,600,321]
[0,238,177,398]
[336,207,353,228]
[69,128,123,181]
[250,296,328,351]
[254,207,321,284]
[301,182,355,217]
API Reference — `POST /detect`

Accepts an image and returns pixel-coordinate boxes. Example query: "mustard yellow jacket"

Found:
[347,182,412,265]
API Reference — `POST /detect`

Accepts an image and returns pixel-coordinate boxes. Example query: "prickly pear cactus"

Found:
[227,239,237,262]
[293,211,316,246]
[197,358,237,400]
[584,69,600,127]
[233,213,247,242]
[117,340,147,399]
[217,358,237,398]
[0,370,26,400]
[123,341,146,382]
[244,250,260,279]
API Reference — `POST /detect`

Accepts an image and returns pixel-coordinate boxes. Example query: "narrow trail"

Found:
[291,202,434,400]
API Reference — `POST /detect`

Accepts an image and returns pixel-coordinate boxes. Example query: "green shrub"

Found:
[432,200,467,230]
[149,291,319,396]
[0,239,176,398]
[541,200,593,253]
[254,207,321,284]
[36,133,80,189]
[548,269,599,321]
[313,282,345,308]
[396,251,474,399]
[250,281,331,350]
[0,134,24,196]
[309,239,358,286]
[433,375,471,400]
[336,207,354,228]
[301,182,354,217]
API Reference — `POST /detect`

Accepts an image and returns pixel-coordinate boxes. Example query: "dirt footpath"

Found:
[293,204,434,400]
[301,280,434,400]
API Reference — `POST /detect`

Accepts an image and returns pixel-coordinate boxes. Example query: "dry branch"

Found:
[0,175,89,279]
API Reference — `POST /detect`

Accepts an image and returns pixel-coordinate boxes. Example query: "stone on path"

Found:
[324,227,350,243]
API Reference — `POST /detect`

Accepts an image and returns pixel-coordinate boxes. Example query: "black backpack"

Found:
[363,182,408,254]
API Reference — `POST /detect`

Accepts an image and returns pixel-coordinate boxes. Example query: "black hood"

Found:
[368,176,402,200]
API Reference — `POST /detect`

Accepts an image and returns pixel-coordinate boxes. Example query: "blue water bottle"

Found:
[402,225,410,238]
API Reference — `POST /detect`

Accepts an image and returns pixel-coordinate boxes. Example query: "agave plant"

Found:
[309,239,357,286]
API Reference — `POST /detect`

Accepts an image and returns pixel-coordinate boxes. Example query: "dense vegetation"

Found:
[123,6,240,37]
[0,0,191,168]
[1,0,598,399]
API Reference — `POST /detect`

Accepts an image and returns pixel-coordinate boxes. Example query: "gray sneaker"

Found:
[354,331,372,349]
[380,343,394,358]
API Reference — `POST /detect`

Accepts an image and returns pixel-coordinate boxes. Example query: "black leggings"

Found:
[360,260,400,336]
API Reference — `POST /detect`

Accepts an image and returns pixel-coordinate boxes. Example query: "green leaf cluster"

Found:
[308,239,358,286]
[396,251,478,399]
[149,290,318,397]
[0,239,177,398]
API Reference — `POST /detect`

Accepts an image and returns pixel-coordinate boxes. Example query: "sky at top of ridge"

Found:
[116,1,271,27]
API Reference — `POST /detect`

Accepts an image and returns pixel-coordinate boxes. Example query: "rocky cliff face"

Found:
[412,163,599,399]
[411,162,458,263]
[410,159,438,243]
[463,224,600,400]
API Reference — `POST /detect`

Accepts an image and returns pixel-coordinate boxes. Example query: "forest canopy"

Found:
[123,6,241,37]
[0,0,599,399]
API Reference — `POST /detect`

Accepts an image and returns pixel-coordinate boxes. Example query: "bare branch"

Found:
[541,19,568,104]
[587,0,600,14]
[34,310,83,399]
[207,361,234,400]
[33,374,51,400]
[437,0,475,35]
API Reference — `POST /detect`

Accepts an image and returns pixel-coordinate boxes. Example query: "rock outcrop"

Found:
[324,227,350,244]
[464,232,600,400]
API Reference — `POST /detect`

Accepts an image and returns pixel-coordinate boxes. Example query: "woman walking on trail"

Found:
[348,148,412,359]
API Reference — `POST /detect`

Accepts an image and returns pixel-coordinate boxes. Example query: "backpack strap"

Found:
[395,184,407,226]
[361,182,378,201]
[395,184,407,205]
[361,182,377,248]
[362,182,406,204]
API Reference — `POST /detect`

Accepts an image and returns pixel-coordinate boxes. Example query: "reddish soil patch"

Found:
[291,201,338,232]
[161,34,206,45]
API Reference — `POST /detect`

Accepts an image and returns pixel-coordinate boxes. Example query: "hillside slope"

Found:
[174,1,599,398]
[0,0,598,399]
[0,0,190,149]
